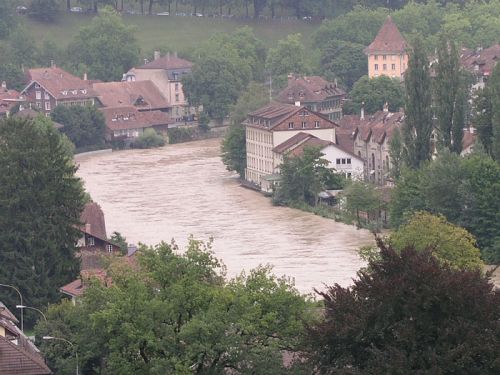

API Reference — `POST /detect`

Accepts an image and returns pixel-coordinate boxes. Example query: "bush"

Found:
[132,128,165,149]
[168,127,195,144]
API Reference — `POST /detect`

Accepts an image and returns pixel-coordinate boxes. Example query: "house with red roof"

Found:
[277,75,346,121]
[21,66,98,115]
[364,16,408,80]
[460,44,500,89]
[0,82,22,118]
[124,51,196,123]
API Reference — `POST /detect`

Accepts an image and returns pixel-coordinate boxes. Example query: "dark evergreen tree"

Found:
[490,63,500,162]
[308,239,500,374]
[434,38,465,153]
[402,36,433,168]
[0,117,85,326]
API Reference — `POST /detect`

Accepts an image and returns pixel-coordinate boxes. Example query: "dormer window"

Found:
[34,83,40,89]
[71,90,77,95]
[81,89,87,94]
[62,90,68,95]
[288,122,294,129]
[314,121,320,128]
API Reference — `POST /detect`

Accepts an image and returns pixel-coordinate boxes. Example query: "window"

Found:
[347,172,352,179]
[175,94,179,102]
[374,64,379,71]
[383,64,387,70]
[36,102,41,108]
[34,83,40,89]
[301,121,307,128]
[383,55,387,60]
[44,92,50,100]
[173,72,178,80]
[88,237,95,246]
[45,101,51,111]
[374,55,378,60]
[391,54,396,61]
[288,122,294,129]
[342,158,346,164]
[107,244,113,253]
[175,83,179,91]
[314,121,320,128]
[347,158,351,164]
[336,158,341,164]
[35,91,41,100]
[392,64,396,70]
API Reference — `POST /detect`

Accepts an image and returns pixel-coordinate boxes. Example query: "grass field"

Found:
[23,13,320,56]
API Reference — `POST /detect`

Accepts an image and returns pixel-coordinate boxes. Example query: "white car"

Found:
[70,7,83,13]
[157,12,169,16]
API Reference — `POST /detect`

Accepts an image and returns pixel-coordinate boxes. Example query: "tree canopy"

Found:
[0,116,85,326]
[308,239,500,374]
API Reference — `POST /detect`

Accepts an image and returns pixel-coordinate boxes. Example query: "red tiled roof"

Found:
[335,128,355,153]
[80,202,107,239]
[23,67,96,101]
[93,80,170,110]
[460,44,500,76]
[0,87,20,115]
[100,106,173,131]
[364,16,407,54]
[0,336,51,375]
[60,269,109,298]
[277,75,345,104]
[0,302,18,324]
[138,55,193,70]
[462,128,477,150]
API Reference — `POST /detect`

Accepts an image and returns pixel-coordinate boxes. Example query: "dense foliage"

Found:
[36,238,311,374]
[309,239,500,374]
[51,105,106,149]
[390,152,500,262]
[0,117,85,326]
[342,180,381,227]
[132,128,166,148]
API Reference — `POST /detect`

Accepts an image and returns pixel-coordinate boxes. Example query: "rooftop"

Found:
[364,16,407,54]
[138,54,193,70]
[277,75,345,104]
[100,106,173,131]
[460,44,500,76]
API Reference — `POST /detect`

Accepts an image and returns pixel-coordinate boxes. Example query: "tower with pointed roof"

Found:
[364,16,408,81]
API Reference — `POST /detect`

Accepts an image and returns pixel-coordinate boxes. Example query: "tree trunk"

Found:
[271,3,275,18]
[140,0,144,15]
[66,0,71,11]
[175,0,178,12]
[245,1,249,17]
[148,0,154,15]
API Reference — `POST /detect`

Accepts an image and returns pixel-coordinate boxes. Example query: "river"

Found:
[75,138,374,294]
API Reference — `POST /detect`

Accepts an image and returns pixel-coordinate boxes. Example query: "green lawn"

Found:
[23,13,319,56]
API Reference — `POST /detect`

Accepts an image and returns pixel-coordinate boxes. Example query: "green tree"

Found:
[133,128,166,148]
[51,105,106,149]
[0,0,18,39]
[490,62,500,162]
[221,82,268,178]
[390,211,483,270]
[274,147,341,206]
[402,36,433,168]
[388,126,403,179]
[67,7,140,81]
[343,180,381,226]
[266,34,309,81]
[28,0,59,22]
[473,86,494,157]
[0,117,85,326]
[344,75,404,115]
[434,37,465,153]
[109,231,128,255]
[37,238,310,374]
[320,40,367,89]
[308,240,500,374]
[9,28,38,68]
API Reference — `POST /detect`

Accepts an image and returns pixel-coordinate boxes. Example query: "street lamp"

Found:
[42,336,79,375]
[0,283,24,332]
[16,305,47,322]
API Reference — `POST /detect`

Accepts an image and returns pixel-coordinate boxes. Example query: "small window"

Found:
[36,102,41,108]
[383,55,387,60]
[107,244,113,253]
[383,64,387,70]
[175,94,179,102]
[45,101,51,111]
[374,64,379,71]
[35,91,41,100]
[347,158,351,164]
[34,83,40,89]
[88,237,95,246]
[288,122,294,129]
[374,55,378,61]
[62,90,68,96]
[391,64,396,70]
[44,92,50,100]
[347,172,352,178]
[336,158,341,164]
[175,83,179,91]
[342,158,346,164]
[81,89,87,94]
[301,122,306,128]
[314,121,320,128]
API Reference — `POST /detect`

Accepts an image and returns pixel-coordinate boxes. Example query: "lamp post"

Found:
[16,305,47,322]
[43,336,79,375]
[0,283,23,332]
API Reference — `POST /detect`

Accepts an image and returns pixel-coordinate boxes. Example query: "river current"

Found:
[75,138,374,294]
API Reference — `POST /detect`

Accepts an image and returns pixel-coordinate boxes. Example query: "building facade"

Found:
[21,66,97,115]
[277,75,345,121]
[364,16,408,80]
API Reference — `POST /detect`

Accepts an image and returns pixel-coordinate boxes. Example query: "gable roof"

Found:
[245,103,338,130]
[0,336,52,375]
[138,55,193,70]
[0,87,21,115]
[80,202,107,240]
[460,44,500,76]
[364,16,407,54]
[100,106,173,132]
[23,67,97,101]
[93,80,170,110]
[277,75,345,104]
[0,302,18,324]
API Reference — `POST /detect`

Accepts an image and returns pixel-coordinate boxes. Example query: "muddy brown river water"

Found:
[75,138,374,294]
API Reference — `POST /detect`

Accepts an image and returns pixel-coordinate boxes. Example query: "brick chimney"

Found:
[1,81,6,89]
[154,50,161,60]
[83,72,88,81]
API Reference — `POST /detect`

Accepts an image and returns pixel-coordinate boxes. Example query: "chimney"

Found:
[1,81,6,89]
[83,72,88,81]
[85,223,91,234]
[383,102,389,112]
[167,52,171,61]
[334,78,338,88]
[144,58,149,65]
[174,51,178,58]
[294,101,301,107]
[361,102,365,120]
[154,50,161,60]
